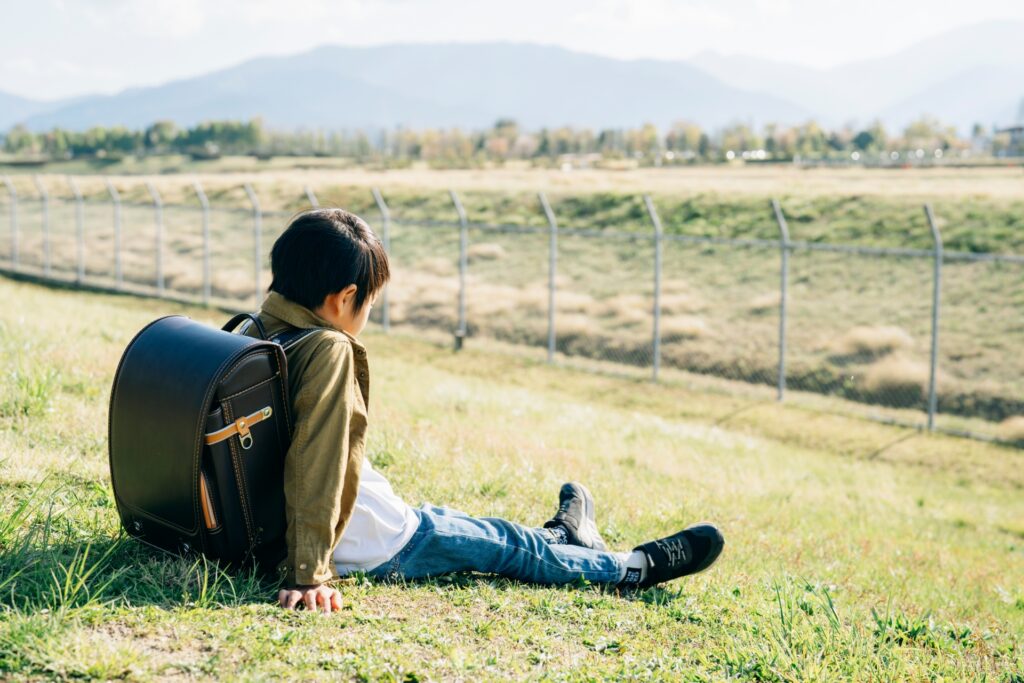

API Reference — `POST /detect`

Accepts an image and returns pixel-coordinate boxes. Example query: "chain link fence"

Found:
[1,174,1021,448]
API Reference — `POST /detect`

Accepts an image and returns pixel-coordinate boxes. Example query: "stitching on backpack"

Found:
[220,373,280,401]
[193,348,270,543]
[223,401,256,545]
[188,350,249,538]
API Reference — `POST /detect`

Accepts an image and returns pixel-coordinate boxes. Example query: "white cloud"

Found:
[753,0,793,14]
[4,0,1024,99]
[76,0,207,38]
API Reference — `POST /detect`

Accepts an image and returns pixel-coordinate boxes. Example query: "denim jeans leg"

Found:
[418,502,473,519]
[373,503,625,585]
[418,502,561,544]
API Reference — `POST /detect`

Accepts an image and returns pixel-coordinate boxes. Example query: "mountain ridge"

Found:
[12,42,809,132]
[3,24,1023,133]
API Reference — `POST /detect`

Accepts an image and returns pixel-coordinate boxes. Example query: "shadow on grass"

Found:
[2,474,689,616]
[1,533,282,614]
[0,477,278,614]
[362,567,688,607]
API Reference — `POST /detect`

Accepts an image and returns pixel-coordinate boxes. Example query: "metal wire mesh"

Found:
[261,209,292,305]
[0,194,11,267]
[660,239,780,391]
[81,200,117,282]
[935,257,1024,440]
[462,223,550,353]
[785,248,934,421]
[207,206,256,306]
[45,196,77,277]
[160,205,205,299]
[0,176,1020,447]
[15,192,45,273]
[555,230,655,371]
[119,201,161,292]
[385,218,460,344]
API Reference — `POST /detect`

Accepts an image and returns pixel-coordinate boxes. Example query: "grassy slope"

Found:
[0,276,1022,681]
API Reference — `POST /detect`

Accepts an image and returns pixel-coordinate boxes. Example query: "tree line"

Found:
[2,117,1020,166]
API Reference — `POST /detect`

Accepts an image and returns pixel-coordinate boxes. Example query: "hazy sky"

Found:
[3,0,1024,100]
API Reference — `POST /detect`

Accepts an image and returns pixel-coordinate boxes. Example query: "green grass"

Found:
[0,275,1022,680]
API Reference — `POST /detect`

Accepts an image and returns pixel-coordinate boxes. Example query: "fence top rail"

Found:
[2,193,1020,263]
[391,216,1024,261]
[474,222,548,236]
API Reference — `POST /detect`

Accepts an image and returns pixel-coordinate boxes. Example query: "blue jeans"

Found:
[365,503,626,585]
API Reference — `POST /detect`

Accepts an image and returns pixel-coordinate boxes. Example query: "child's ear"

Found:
[339,284,358,309]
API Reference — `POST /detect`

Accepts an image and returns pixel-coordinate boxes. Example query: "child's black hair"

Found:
[269,208,390,312]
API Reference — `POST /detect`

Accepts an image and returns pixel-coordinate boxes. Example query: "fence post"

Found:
[33,175,50,277]
[539,192,558,364]
[771,199,790,402]
[643,195,663,382]
[145,182,164,297]
[2,176,16,268]
[105,180,122,289]
[67,176,85,284]
[449,189,468,350]
[371,187,391,333]
[924,204,943,431]
[244,183,263,306]
[305,185,319,208]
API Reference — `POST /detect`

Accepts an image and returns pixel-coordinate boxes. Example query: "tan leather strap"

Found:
[199,472,219,530]
[204,406,273,449]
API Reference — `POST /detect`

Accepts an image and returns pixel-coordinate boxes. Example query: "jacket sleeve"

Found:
[282,336,361,586]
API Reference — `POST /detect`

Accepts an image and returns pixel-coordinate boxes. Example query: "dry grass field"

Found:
[4,158,1024,199]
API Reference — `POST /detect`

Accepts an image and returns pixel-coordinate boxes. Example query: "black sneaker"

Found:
[543,482,607,551]
[626,523,724,589]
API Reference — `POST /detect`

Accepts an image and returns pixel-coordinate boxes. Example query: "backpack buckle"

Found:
[236,417,253,450]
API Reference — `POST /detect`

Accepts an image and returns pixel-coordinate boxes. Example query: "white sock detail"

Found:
[617,551,649,584]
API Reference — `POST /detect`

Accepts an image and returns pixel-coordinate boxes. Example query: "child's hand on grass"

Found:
[278,584,343,614]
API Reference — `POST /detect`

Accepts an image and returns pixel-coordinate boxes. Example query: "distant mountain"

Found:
[880,65,1024,132]
[7,25,1024,135]
[691,20,1024,131]
[0,91,56,130]
[689,53,854,125]
[17,43,809,132]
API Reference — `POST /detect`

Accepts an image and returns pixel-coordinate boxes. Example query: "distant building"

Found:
[995,100,1024,155]
[1007,125,1024,139]
[996,125,1023,154]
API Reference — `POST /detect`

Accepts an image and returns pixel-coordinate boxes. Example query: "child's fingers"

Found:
[318,588,332,615]
[303,590,318,612]
[330,589,343,612]
[278,589,302,610]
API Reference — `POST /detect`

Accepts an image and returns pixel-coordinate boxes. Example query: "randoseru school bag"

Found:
[108,313,319,570]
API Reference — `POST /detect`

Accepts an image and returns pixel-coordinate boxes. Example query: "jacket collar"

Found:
[259,291,365,351]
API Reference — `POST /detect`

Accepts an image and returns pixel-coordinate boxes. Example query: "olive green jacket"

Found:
[244,291,369,586]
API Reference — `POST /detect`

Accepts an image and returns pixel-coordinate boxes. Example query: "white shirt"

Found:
[333,461,419,574]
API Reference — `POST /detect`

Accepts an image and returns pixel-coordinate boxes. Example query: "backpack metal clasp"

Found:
[236,417,253,450]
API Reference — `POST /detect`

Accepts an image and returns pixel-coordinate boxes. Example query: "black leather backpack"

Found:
[108,313,318,570]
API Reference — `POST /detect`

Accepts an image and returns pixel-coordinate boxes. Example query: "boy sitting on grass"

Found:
[249,208,724,614]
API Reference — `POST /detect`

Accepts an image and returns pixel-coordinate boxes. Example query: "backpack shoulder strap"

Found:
[271,327,325,352]
[222,313,268,340]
